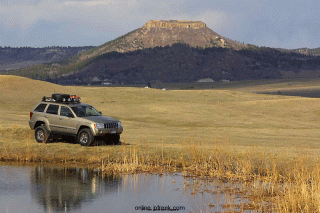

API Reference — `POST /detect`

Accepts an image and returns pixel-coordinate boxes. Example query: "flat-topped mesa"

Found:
[143,20,207,30]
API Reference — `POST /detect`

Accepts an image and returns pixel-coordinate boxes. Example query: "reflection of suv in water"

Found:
[29,94,123,146]
[31,166,122,212]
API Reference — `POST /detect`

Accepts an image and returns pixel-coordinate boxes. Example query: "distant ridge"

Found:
[5,20,320,85]
[0,46,94,71]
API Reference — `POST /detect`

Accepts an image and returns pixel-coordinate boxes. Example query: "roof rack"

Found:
[42,94,81,103]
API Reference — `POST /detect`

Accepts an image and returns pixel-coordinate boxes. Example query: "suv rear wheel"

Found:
[78,128,94,146]
[35,125,50,143]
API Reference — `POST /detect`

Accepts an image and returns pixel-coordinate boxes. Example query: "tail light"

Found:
[30,112,33,120]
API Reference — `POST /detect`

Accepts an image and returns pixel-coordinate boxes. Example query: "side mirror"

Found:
[99,111,102,115]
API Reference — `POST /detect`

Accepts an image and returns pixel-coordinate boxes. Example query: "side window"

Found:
[71,106,85,117]
[71,107,79,117]
[34,104,47,112]
[60,106,74,117]
[46,104,59,115]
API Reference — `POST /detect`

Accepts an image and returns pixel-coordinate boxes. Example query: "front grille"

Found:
[105,122,118,129]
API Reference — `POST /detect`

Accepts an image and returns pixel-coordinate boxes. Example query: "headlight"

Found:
[118,122,122,128]
[95,123,104,129]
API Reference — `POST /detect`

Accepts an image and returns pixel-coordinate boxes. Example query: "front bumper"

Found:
[92,126,123,136]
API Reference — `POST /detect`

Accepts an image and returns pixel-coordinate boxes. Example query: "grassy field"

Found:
[2,75,320,153]
[2,75,320,211]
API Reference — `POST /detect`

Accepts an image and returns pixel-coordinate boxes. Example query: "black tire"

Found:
[35,125,50,143]
[105,134,120,145]
[78,128,94,146]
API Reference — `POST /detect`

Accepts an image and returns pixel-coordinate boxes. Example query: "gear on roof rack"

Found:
[42,94,81,103]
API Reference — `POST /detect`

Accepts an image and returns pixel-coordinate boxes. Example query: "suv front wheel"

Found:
[35,125,50,143]
[78,128,94,146]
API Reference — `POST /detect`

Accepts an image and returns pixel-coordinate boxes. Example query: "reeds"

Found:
[100,143,320,212]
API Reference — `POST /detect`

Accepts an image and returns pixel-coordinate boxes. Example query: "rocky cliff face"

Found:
[142,20,207,29]
[131,20,243,50]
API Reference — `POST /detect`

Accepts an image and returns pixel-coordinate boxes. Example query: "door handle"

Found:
[44,115,48,118]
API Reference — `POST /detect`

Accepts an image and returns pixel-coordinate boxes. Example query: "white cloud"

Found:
[196,10,229,30]
[0,3,39,29]
[281,29,314,49]
[63,0,117,7]
[1,0,320,48]
[0,0,141,29]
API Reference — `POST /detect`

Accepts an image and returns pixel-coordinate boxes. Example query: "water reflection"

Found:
[30,166,121,212]
[0,164,260,212]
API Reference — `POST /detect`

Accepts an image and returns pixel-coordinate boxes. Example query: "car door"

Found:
[45,104,60,133]
[59,106,78,135]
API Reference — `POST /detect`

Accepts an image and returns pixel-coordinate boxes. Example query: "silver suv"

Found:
[29,94,123,146]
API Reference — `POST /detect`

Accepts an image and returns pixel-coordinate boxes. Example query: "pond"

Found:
[0,164,253,213]
[259,88,320,98]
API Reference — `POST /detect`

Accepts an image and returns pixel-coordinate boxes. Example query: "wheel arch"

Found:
[34,121,46,129]
[77,125,92,135]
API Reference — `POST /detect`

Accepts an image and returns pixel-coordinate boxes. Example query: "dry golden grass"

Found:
[2,75,320,211]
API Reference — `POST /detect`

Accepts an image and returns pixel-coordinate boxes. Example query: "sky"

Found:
[0,0,319,49]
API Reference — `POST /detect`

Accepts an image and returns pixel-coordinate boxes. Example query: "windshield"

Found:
[71,105,101,117]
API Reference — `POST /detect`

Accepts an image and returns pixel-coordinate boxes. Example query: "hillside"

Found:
[0,46,94,71]
[4,20,320,85]
[47,44,320,85]
[3,75,320,148]
[74,20,246,61]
